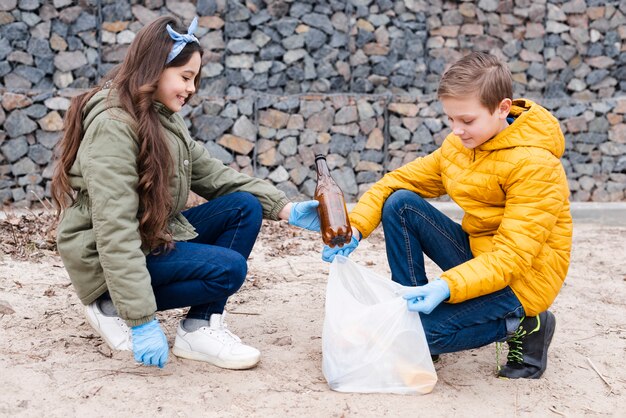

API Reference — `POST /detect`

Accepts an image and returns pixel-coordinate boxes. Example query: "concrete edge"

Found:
[347,201,626,226]
[1,202,625,225]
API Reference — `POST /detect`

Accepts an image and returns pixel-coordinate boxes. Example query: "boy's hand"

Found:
[403,279,450,314]
[321,227,362,262]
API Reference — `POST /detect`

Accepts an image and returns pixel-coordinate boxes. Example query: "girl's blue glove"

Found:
[131,319,169,368]
[403,279,450,314]
[322,235,359,263]
[288,200,321,231]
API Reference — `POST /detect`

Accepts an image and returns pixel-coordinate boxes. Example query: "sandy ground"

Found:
[0,219,625,417]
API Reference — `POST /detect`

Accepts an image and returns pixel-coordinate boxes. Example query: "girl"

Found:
[51,16,320,370]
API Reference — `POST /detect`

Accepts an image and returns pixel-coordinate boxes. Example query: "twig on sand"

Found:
[229,310,260,315]
[79,368,173,385]
[549,406,567,416]
[30,190,53,211]
[287,260,302,277]
[586,357,614,395]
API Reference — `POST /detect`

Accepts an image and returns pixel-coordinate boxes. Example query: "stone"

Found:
[478,0,499,12]
[27,144,52,165]
[301,13,335,35]
[54,50,87,71]
[331,123,359,136]
[43,97,71,111]
[232,115,256,141]
[195,115,233,142]
[287,114,304,130]
[609,124,626,143]
[1,93,32,111]
[283,49,307,64]
[388,103,419,117]
[259,109,290,129]
[258,147,283,166]
[11,157,37,176]
[218,134,254,155]
[225,55,254,69]
[4,110,37,138]
[277,136,297,156]
[334,106,358,124]
[356,100,375,121]
[38,111,63,131]
[365,128,384,150]
[36,130,60,149]
[586,56,615,69]
[1,137,29,162]
[330,167,357,195]
[268,166,289,183]
[546,21,570,34]
[305,109,334,132]
[566,116,588,133]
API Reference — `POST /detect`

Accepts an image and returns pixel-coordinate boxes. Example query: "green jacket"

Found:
[57,89,289,326]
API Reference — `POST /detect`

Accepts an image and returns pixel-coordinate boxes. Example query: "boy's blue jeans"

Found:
[381,190,525,355]
[146,192,263,320]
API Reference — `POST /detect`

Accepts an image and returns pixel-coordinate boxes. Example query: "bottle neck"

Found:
[315,157,330,177]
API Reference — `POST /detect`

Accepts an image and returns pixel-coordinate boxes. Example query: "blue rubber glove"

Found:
[402,279,450,314]
[322,235,360,263]
[130,319,169,368]
[288,200,321,231]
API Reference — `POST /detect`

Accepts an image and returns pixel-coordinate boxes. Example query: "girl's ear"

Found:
[498,98,512,119]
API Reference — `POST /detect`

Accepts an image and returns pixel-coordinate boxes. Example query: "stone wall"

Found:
[0,0,625,206]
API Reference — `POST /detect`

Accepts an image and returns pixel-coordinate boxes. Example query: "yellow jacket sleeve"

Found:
[349,149,447,238]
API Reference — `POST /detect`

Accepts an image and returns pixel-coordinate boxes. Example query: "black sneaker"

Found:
[498,311,556,379]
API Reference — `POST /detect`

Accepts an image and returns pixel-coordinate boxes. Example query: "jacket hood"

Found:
[82,88,173,132]
[478,99,565,158]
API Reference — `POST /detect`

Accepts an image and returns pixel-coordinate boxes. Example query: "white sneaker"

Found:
[85,301,132,351]
[172,312,260,369]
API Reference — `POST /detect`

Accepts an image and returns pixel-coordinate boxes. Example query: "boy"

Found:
[322,52,572,379]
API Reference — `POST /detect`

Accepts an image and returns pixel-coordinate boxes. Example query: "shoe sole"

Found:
[85,306,131,351]
[172,345,260,370]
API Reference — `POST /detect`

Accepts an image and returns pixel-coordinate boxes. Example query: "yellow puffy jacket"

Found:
[349,99,573,316]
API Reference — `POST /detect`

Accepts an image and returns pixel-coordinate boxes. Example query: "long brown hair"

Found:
[51,16,203,251]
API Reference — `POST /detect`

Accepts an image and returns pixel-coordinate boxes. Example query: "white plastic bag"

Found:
[322,256,437,395]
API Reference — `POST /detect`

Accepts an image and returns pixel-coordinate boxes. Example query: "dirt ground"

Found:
[0,214,624,417]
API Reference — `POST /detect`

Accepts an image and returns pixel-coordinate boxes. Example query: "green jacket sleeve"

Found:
[81,119,156,326]
[186,136,289,220]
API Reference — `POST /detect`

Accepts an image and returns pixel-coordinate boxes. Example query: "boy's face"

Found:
[154,51,201,113]
[441,95,512,149]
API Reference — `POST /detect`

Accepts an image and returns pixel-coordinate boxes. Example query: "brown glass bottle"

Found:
[314,154,352,247]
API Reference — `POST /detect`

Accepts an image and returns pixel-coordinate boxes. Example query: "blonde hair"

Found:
[437,52,513,113]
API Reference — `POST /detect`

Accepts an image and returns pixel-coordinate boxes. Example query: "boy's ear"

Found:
[498,98,512,118]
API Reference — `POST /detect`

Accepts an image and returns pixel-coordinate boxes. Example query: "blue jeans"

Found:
[381,190,525,355]
[146,192,263,320]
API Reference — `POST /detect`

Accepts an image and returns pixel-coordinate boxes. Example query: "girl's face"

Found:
[154,51,201,112]
[441,95,512,149]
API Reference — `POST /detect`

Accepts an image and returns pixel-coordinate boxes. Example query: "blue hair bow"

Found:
[165,17,199,64]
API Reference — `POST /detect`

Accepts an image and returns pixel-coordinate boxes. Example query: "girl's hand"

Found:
[130,319,169,368]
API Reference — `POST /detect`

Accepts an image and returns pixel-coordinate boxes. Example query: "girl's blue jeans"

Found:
[381,190,525,355]
[146,192,263,320]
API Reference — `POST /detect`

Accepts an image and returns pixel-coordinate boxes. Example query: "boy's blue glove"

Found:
[322,235,359,262]
[130,319,169,368]
[403,279,450,314]
[288,200,321,231]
